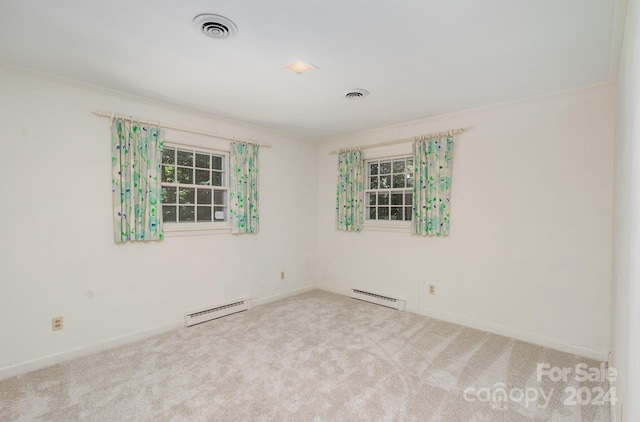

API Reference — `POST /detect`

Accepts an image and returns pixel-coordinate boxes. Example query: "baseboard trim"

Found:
[252,284,318,307]
[316,284,351,297]
[0,284,317,381]
[1,283,609,381]
[0,321,182,381]
[316,284,608,362]
[407,306,608,362]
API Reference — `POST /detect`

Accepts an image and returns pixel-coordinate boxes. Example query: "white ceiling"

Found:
[0,0,617,140]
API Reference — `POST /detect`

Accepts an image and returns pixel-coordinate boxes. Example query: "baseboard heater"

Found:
[184,298,252,327]
[350,288,406,311]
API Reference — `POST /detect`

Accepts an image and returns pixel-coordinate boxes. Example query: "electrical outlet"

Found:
[52,316,63,331]
[280,271,285,280]
[428,284,436,295]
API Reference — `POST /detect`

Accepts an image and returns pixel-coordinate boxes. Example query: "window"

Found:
[365,156,414,222]
[161,145,228,224]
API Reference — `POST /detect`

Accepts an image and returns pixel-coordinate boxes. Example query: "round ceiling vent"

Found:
[193,14,238,39]
[344,89,369,100]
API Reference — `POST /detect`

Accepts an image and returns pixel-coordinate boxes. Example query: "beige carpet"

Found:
[0,290,611,421]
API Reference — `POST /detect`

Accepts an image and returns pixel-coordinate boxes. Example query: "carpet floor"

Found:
[0,290,611,421]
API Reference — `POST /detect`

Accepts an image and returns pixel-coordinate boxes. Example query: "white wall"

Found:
[612,0,640,420]
[0,63,618,381]
[317,86,614,359]
[0,68,317,376]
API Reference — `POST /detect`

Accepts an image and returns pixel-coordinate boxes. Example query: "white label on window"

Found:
[214,211,225,219]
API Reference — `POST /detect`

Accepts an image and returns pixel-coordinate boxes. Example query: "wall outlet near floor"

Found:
[428,284,436,295]
[280,271,285,280]
[52,316,63,331]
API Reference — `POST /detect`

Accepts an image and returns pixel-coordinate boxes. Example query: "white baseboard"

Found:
[0,321,182,381]
[316,284,608,362]
[406,306,608,362]
[252,284,318,307]
[316,284,351,297]
[0,284,319,381]
[1,283,609,381]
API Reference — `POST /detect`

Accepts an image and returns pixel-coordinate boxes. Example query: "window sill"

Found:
[362,222,411,233]
[163,223,231,237]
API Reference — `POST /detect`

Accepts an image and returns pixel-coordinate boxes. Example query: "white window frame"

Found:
[363,154,414,232]
[161,142,231,236]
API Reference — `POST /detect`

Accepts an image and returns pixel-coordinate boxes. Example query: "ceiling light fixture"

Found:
[344,89,369,100]
[284,60,318,76]
[193,14,238,39]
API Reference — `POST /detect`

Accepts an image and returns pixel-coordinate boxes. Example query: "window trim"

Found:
[362,220,411,233]
[161,142,231,236]
[363,154,414,232]
[163,223,231,237]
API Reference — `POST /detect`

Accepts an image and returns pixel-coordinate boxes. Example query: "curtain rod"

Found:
[92,110,272,148]
[329,128,465,154]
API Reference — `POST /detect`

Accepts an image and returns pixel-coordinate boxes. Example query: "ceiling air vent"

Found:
[345,89,369,100]
[193,14,238,39]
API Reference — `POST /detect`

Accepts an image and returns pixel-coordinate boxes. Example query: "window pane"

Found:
[369,162,378,175]
[197,206,212,222]
[162,165,175,183]
[214,206,226,222]
[391,193,403,205]
[407,158,413,167]
[195,153,210,169]
[162,205,176,222]
[212,171,223,186]
[390,207,403,220]
[405,192,413,205]
[367,207,376,219]
[380,175,391,188]
[177,150,193,166]
[197,188,212,204]
[380,161,391,174]
[162,148,175,164]
[407,177,414,188]
[378,193,389,205]
[160,147,227,225]
[214,190,226,205]
[367,193,376,206]
[195,169,210,185]
[393,174,405,188]
[177,167,193,184]
[378,207,389,220]
[393,160,405,173]
[369,176,379,189]
[405,207,412,221]
[212,155,223,170]
[179,188,195,204]
[162,187,176,204]
[178,206,195,222]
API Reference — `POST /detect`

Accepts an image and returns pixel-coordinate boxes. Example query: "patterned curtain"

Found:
[412,136,454,236]
[336,151,364,231]
[111,119,164,242]
[229,142,259,234]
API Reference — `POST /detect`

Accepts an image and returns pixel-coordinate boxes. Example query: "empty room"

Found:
[0,0,639,421]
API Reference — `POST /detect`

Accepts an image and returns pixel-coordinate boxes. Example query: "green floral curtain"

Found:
[412,136,454,236]
[111,119,164,242]
[229,142,259,234]
[336,151,364,231]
